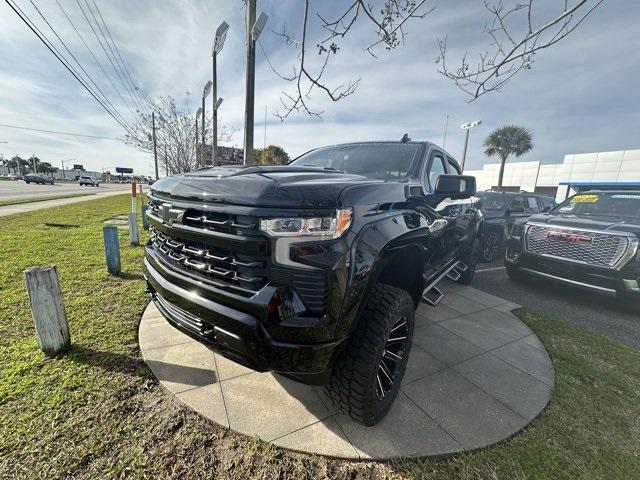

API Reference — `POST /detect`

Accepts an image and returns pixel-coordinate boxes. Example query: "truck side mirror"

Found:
[434,175,476,200]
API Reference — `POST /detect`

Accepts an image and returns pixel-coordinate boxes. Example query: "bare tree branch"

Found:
[124,96,236,175]
[436,0,604,100]
[270,0,434,119]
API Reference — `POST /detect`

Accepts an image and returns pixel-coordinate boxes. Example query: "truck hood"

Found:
[528,213,640,235]
[149,165,383,208]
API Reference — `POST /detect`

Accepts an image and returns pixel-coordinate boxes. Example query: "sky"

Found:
[0,0,638,177]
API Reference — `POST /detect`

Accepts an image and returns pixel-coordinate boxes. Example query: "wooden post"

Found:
[129,181,139,245]
[128,212,139,246]
[103,226,121,274]
[141,204,149,230]
[24,266,70,356]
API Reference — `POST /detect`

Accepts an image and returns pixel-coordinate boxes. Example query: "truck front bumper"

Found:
[143,256,346,384]
[505,237,640,297]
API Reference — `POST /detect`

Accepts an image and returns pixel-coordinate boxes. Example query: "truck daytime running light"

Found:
[260,209,352,239]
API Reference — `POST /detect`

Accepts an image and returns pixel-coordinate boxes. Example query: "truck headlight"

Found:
[260,209,352,239]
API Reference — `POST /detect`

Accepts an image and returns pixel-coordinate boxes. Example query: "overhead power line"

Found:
[90,0,150,114]
[55,0,139,121]
[4,0,134,135]
[0,122,121,140]
[26,0,132,130]
[79,0,145,115]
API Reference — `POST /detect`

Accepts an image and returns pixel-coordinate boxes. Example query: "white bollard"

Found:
[24,266,70,356]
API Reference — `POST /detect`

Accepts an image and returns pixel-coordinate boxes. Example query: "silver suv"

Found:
[79,176,100,187]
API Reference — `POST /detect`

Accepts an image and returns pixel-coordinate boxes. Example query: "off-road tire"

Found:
[326,284,414,426]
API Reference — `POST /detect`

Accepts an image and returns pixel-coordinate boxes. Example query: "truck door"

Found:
[422,149,459,271]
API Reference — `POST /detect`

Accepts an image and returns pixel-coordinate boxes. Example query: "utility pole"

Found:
[152,112,159,180]
[263,105,267,149]
[32,155,37,173]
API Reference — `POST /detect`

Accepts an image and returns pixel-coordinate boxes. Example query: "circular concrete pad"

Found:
[139,284,554,459]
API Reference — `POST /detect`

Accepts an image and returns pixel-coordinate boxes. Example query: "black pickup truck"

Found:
[505,190,640,305]
[143,141,482,425]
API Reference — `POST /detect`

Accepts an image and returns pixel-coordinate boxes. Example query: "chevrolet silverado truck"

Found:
[143,141,481,425]
[505,190,640,306]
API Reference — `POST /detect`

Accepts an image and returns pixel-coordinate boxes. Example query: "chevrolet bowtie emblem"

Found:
[158,203,185,225]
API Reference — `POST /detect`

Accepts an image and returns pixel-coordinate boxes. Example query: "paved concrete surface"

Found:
[139,283,554,459]
[0,183,131,217]
[473,258,640,348]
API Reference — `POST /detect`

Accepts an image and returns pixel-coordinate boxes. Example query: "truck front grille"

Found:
[150,227,267,295]
[146,196,329,312]
[525,224,632,268]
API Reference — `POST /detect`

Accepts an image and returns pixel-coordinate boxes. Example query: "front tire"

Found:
[326,284,414,426]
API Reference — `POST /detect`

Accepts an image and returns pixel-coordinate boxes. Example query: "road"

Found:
[0,181,132,217]
[0,180,129,199]
[471,258,640,348]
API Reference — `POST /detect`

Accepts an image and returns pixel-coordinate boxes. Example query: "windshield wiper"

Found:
[301,165,344,172]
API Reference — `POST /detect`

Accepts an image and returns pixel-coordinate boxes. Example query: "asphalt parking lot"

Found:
[470,258,640,348]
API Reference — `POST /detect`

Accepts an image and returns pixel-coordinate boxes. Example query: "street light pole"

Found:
[201,81,212,166]
[212,21,229,167]
[201,96,206,165]
[243,6,268,166]
[195,109,201,166]
[460,120,482,172]
[243,0,256,166]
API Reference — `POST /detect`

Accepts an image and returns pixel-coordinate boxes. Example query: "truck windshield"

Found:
[290,143,421,180]
[477,192,508,210]
[553,192,640,219]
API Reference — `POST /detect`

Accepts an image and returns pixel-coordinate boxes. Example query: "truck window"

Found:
[426,154,447,191]
[526,196,540,213]
[511,196,525,211]
[447,157,461,174]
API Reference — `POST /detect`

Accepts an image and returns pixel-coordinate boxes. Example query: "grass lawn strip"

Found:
[0,194,638,479]
[0,192,96,207]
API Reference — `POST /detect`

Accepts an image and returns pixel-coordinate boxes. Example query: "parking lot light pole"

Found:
[243,5,268,165]
[460,120,482,172]
[195,108,201,165]
[201,81,212,166]
[212,21,229,166]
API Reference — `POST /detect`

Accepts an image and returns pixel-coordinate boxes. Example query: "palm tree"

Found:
[483,125,533,191]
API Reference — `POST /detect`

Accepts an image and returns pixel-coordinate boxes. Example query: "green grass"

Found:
[0,192,95,207]
[0,196,638,479]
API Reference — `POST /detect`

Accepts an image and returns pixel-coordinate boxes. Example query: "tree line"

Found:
[0,155,58,176]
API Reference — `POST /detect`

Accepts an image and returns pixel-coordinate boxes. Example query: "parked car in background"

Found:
[144,140,482,426]
[23,173,54,185]
[476,191,556,262]
[505,190,640,307]
[79,175,100,187]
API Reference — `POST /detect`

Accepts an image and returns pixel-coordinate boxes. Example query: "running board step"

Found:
[446,262,468,281]
[422,286,444,306]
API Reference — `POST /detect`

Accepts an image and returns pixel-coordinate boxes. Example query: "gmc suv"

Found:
[143,141,482,425]
[506,190,640,306]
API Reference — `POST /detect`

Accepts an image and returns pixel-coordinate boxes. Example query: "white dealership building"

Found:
[465,148,640,202]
